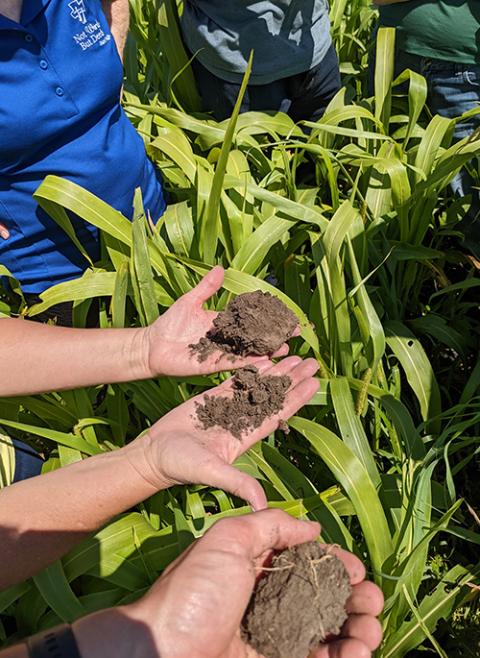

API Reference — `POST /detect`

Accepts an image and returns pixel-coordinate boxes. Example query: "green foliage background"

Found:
[1,0,479,654]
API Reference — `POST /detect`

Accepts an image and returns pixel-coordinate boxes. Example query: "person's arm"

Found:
[0,319,148,396]
[0,357,319,589]
[1,646,24,658]
[0,267,290,397]
[0,440,157,591]
[101,0,130,59]
[1,511,384,658]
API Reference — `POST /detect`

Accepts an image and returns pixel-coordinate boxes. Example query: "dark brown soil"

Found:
[191,291,298,362]
[242,542,352,658]
[195,365,291,440]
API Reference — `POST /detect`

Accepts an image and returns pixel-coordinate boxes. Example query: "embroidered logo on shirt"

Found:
[70,2,112,51]
[69,0,87,24]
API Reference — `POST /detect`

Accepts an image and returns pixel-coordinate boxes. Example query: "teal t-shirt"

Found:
[181,0,332,85]
[379,1,480,65]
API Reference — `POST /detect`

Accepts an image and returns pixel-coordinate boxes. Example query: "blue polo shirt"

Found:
[0,0,165,293]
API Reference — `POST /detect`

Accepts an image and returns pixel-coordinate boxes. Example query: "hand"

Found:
[131,356,320,510]
[0,223,9,240]
[123,510,384,658]
[141,266,298,378]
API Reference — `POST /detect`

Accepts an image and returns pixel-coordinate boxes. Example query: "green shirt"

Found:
[378,1,480,65]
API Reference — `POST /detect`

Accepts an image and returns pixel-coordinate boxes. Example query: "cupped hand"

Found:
[132,356,320,510]
[127,509,384,658]
[142,266,299,378]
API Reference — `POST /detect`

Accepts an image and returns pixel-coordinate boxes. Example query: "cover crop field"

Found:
[1,0,479,655]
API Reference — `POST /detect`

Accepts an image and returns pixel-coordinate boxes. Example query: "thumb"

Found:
[0,223,9,240]
[205,462,268,511]
[188,266,225,305]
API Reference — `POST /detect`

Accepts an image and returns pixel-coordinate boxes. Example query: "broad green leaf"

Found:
[385,321,441,429]
[290,417,393,579]
[34,561,85,623]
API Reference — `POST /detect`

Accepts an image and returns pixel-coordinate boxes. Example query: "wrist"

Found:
[73,607,156,658]
[124,327,153,382]
[121,433,171,493]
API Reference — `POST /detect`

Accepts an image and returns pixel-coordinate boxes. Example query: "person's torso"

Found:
[0,0,165,293]
[181,0,332,84]
[379,0,479,64]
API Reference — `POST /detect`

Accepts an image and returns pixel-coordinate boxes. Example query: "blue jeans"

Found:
[387,50,480,255]
[191,43,342,123]
[395,54,479,175]
[12,439,43,483]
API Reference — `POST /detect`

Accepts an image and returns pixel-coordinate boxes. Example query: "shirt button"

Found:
[55,87,64,97]
[25,34,33,42]
[39,60,48,70]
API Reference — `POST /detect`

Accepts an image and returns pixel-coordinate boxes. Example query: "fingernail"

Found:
[0,229,9,240]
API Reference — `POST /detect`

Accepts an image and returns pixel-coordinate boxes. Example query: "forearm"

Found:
[0,440,157,590]
[102,0,130,59]
[0,318,149,396]
[0,645,27,658]
[0,608,153,658]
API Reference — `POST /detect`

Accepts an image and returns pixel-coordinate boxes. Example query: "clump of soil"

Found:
[191,291,298,362]
[242,542,352,658]
[195,365,291,440]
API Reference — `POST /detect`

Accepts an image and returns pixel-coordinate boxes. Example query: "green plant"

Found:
[1,1,479,655]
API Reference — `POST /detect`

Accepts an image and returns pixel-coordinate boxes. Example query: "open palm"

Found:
[144,266,296,378]
[138,356,319,510]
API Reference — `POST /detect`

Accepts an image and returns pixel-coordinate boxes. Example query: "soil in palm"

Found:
[195,365,291,440]
[241,542,352,658]
[190,291,298,362]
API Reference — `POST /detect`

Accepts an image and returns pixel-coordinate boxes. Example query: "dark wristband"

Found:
[27,623,82,658]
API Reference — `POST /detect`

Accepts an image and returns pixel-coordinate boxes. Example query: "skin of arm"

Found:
[0,357,319,589]
[0,440,158,591]
[101,0,130,59]
[0,512,384,658]
[0,267,291,398]
[0,319,149,397]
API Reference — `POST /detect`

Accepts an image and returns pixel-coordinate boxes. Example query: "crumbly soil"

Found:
[190,291,298,362]
[195,365,291,440]
[241,542,352,658]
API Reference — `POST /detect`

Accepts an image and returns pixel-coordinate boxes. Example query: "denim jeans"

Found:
[388,50,480,255]
[12,439,43,483]
[191,43,342,123]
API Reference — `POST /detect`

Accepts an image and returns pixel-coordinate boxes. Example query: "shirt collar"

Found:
[21,0,53,26]
[0,0,52,30]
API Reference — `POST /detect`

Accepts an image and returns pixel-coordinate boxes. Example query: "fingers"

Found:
[285,358,319,389]
[346,581,384,617]
[248,355,318,383]
[269,343,290,358]
[206,462,268,512]
[260,356,319,388]
[320,545,366,586]
[203,509,320,561]
[274,377,320,423]
[309,638,373,658]
[341,615,383,652]
[188,266,225,305]
[239,358,319,447]
[0,223,9,240]
[207,339,291,374]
